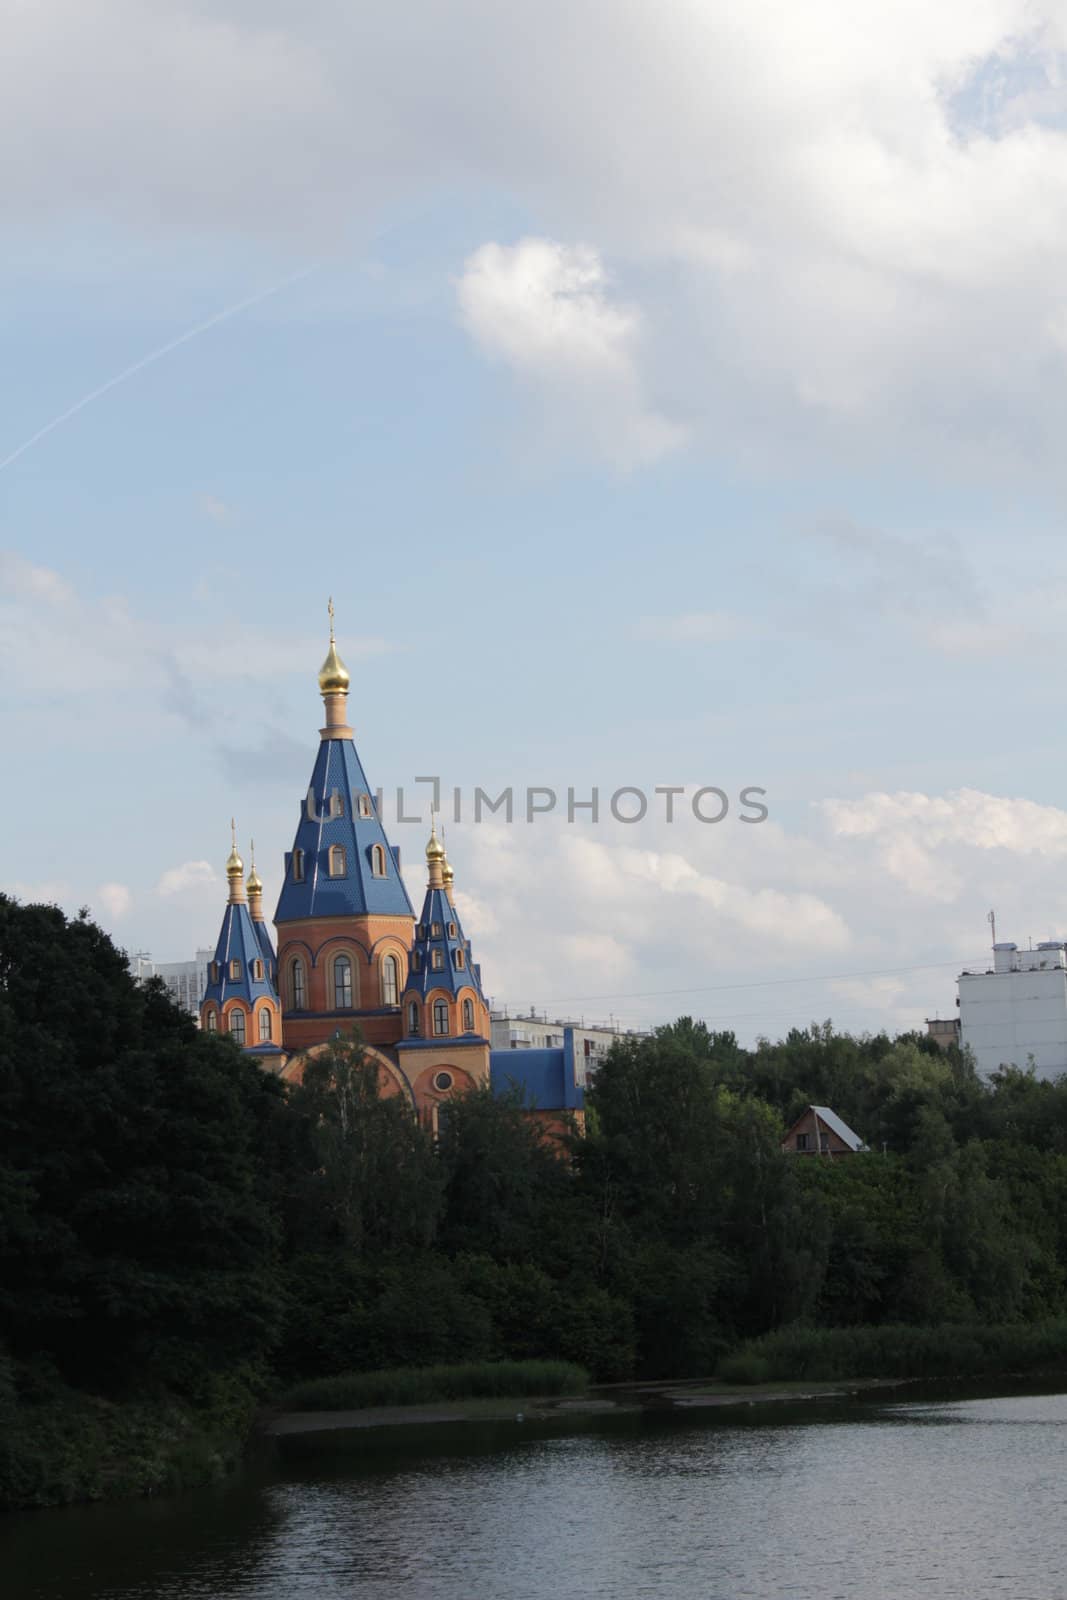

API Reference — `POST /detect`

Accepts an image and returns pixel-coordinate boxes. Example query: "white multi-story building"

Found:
[128,948,214,1020]
[489,1007,644,1087]
[958,941,1067,1080]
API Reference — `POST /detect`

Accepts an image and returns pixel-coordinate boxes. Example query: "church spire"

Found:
[226,820,246,905]
[441,825,455,901]
[317,595,353,739]
[426,813,445,889]
[246,838,264,920]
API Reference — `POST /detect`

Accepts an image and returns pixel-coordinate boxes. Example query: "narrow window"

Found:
[415,924,425,940]
[411,951,422,973]
[454,949,465,969]
[258,1009,272,1043]
[230,959,241,980]
[329,844,346,878]
[209,961,219,984]
[382,953,399,1006]
[334,954,353,1009]
[448,922,456,937]
[358,792,372,818]
[292,849,305,883]
[431,949,444,971]
[252,958,264,981]
[796,1132,810,1151]
[462,998,474,1032]
[291,958,306,1010]
[431,922,443,938]
[371,844,386,877]
[329,789,344,818]
[408,1001,420,1036]
[205,1009,217,1033]
[229,1010,246,1046]
[433,999,449,1036]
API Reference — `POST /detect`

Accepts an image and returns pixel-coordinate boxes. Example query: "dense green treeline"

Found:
[6,896,1067,1506]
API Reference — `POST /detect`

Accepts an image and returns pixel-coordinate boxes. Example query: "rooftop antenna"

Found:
[987,908,996,948]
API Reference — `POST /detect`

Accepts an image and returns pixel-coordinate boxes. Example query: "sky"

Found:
[4,1,1067,1041]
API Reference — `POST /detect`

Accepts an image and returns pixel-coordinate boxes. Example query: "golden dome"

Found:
[318,640,350,695]
[226,819,244,878]
[318,596,350,694]
[426,819,446,862]
[443,857,454,887]
[246,840,263,894]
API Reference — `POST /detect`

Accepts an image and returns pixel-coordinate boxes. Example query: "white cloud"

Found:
[11,880,69,906]
[157,860,218,897]
[0,551,389,708]
[457,237,686,466]
[5,4,1067,466]
[821,788,1067,856]
[97,881,132,920]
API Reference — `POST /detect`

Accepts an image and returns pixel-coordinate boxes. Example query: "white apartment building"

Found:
[128,949,214,1020]
[489,1007,643,1087]
[959,941,1067,1080]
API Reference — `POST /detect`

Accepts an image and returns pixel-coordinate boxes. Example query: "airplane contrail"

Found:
[0,263,320,473]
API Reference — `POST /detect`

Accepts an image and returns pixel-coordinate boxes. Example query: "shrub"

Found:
[717,1318,1067,1384]
[277,1358,588,1411]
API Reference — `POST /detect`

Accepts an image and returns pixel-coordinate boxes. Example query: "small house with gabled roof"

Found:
[782,1105,867,1157]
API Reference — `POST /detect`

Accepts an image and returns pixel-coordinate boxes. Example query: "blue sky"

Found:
[4,2,1067,1040]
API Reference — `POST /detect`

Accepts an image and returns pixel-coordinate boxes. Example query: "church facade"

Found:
[199,616,584,1130]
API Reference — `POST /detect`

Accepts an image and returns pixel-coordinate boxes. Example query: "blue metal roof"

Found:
[490,1030,584,1112]
[202,900,280,1010]
[403,884,485,1003]
[274,736,414,924]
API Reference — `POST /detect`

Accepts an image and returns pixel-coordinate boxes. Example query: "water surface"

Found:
[6,1388,1066,1599]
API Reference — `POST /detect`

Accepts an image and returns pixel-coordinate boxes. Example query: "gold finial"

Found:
[426,812,446,863]
[318,597,350,695]
[246,837,263,895]
[441,824,455,889]
[226,819,246,903]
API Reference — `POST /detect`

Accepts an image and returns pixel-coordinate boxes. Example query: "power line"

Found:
[509,954,984,1010]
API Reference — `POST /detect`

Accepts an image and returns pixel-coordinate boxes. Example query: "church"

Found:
[199,611,585,1131]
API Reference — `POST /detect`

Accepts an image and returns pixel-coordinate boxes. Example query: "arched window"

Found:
[229,1009,246,1046]
[329,789,344,817]
[333,954,353,1009]
[408,1001,420,1036]
[462,998,474,1032]
[382,954,399,1006]
[290,958,306,1009]
[205,1009,217,1033]
[292,849,305,882]
[433,999,449,1036]
[371,844,386,877]
[431,949,444,971]
[258,1009,272,1042]
[329,844,346,877]
[431,922,443,938]
[209,961,219,984]
[411,951,422,973]
[252,958,264,981]
[448,922,457,937]
[357,792,372,818]
[229,959,241,980]
[454,949,465,969]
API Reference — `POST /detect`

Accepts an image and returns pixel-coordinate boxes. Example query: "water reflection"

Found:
[5,1390,1067,1600]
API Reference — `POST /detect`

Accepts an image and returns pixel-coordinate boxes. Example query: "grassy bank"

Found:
[717,1318,1067,1385]
[0,1370,260,1512]
[277,1359,589,1411]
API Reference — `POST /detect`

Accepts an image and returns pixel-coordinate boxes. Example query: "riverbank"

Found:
[262,1375,907,1453]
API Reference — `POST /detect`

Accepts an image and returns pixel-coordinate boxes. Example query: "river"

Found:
[5,1386,1067,1599]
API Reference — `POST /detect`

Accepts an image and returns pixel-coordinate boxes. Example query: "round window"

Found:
[433,1070,454,1093]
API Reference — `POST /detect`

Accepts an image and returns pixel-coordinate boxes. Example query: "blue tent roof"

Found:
[274,736,414,923]
[202,899,279,1011]
[403,884,485,1003]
